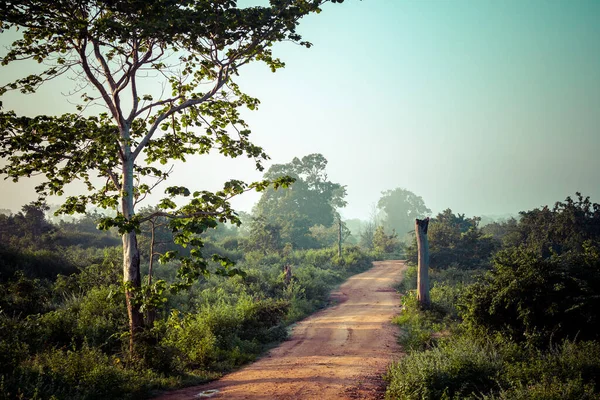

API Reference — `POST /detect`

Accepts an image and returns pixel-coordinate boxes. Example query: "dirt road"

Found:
[154,260,405,400]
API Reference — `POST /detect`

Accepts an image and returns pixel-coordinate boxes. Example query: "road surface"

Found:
[153,260,406,400]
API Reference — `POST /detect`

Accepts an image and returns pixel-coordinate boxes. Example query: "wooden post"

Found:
[337,215,342,258]
[415,217,430,308]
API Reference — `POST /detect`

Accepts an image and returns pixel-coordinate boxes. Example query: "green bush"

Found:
[159,310,218,372]
[386,336,600,400]
[485,378,597,400]
[35,285,127,350]
[0,272,52,316]
[0,344,170,400]
[499,340,600,397]
[386,336,503,399]
[460,247,600,346]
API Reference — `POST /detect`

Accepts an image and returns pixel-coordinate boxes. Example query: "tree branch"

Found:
[131,65,230,161]
[76,38,121,136]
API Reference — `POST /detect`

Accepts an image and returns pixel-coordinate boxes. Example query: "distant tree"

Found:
[0,0,342,351]
[243,215,282,255]
[54,210,121,248]
[0,202,54,247]
[309,218,351,249]
[343,218,363,244]
[19,202,53,239]
[372,226,400,254]
[377,188,431,239]
[254,154,347,249]
[358,204,379,250]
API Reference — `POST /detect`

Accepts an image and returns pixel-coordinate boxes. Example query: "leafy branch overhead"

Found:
[0,0,331,235]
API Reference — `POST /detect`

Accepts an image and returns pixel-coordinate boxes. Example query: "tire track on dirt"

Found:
[153,260,406,400]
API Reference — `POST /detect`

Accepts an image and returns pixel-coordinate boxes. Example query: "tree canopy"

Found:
[377,187,431,238]
[0,0,345,350]
[252,153,347,249]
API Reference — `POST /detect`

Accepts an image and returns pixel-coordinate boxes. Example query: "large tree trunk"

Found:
[415,218,430,308]
[123,230,143,354]
[121,130,144,354]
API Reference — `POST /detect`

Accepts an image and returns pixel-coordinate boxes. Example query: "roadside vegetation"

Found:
[386,193,600,399]
[0,154,410,400]
[0,204,374,399]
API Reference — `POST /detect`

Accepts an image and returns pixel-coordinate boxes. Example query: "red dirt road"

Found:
[153,260,406,400]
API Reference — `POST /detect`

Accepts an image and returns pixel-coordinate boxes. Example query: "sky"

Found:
[1,0,599,220]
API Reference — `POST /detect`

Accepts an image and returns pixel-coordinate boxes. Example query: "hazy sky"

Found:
[1,0,599,220]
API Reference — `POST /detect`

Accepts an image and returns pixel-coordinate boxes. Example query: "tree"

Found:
[254,153,347,249]
[243,215,282,255]
[0,0,343,352]
[378,188,431,239]
[308,215,351,250]
[0,202,54,248]
[372,225,400,254]
[358,203,379,250]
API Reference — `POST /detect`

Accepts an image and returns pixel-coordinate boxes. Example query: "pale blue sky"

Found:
[1,0,599,219]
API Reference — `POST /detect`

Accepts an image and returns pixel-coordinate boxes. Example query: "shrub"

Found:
[0,272,52,316]
[499,340,600,397]
[35,285,127,351]
[460,247,600,346]
[0,344,167,400]
[159,310,218,372]
[385,336,503,399]
[486,378,597,400]
[386,336,600,400]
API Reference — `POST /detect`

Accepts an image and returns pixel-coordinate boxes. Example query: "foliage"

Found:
[157,294,288,373]
[460,245,600,346]
[386,336,600,400]
[0,207,374,398]
[406,209,498,270]
[309,221,351,249]
[511,193,600,257]
[386,335,503,399]
[377,188,431,240]
[481,217,521,248]
[0,343,176,400]
[252,154,347,249]
[393,291,446,351]
[372,226,401,254]
[241,215,283,255]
